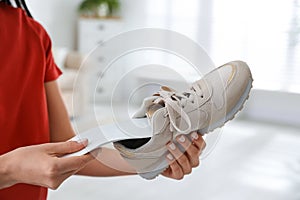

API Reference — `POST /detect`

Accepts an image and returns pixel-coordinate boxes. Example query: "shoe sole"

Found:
[140,77,253,179]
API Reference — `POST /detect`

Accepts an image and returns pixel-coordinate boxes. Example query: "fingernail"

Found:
[191,132,199,140]
[201,142,207,150]
[178,135,185,143]
[78,138,88,146]
[167,153,174,160]
[169,143,176,150]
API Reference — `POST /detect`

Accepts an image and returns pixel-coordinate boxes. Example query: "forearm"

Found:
[0,154,16,189]
[45,81,75,142]
[76,147,137,177]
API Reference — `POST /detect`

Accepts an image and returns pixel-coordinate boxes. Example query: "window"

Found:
[211,0,300,93]
[144,0,300,93]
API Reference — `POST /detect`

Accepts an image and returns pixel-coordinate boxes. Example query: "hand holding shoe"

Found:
[114,61,252,179]
[161,132,206,180]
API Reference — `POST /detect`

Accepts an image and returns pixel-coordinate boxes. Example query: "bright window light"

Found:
[145,0,300,93]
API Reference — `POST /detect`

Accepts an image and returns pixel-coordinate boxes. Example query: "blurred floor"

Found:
[48,119,300,200]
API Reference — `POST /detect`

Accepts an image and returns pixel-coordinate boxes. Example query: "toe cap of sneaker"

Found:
[203,60,252,114]
[221,60,253,111]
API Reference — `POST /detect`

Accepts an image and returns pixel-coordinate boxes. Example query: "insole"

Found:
[64,118,152,157]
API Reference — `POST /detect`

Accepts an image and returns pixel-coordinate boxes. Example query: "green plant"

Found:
[79,0,120,17]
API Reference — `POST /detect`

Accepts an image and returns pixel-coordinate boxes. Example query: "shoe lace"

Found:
[153,83,203,134]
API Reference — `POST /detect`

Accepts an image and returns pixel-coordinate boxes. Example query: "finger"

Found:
[57,153,95,173]
[164,154,184,180]
[47,139,88,155]
[190,132,206,151]
[167,142,192,175]
[176,135,200,167]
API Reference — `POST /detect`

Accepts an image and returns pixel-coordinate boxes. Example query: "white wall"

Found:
[27,0,82,50]
[26,0,212,51]
[27,0,152,50]
[26,0,168,49]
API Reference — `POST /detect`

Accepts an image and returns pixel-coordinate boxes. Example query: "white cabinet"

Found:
[78,18,123,54]
[77,18,124,105]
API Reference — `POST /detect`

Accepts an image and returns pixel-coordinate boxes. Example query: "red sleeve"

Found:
[43,31,62,82]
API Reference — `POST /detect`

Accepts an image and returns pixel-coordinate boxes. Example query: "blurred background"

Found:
[26,0,300,199]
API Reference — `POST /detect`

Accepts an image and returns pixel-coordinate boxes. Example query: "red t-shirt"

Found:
[0,3,62,200]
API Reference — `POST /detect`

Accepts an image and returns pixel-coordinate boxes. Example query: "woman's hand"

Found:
[162,132,206,180]
[0,140,94,190]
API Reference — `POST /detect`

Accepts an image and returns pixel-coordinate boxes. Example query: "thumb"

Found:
[46,139,88,155]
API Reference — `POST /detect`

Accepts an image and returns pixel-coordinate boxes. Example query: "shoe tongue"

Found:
[146,85,176,120]
[161,86,174,92]
[146,103,164,119]
[146,103,167,136]
[146,86,171,118]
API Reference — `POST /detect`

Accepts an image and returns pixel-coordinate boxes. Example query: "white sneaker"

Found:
[114,60,253,179]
